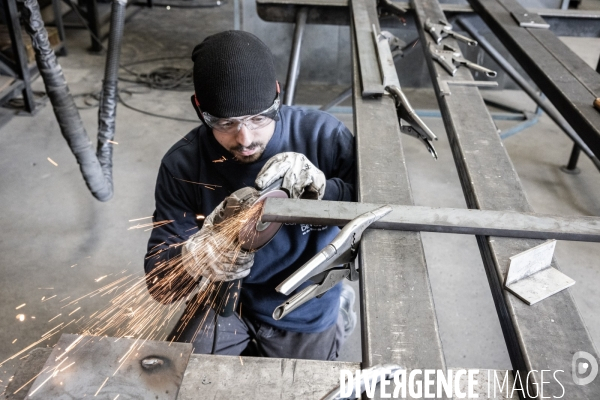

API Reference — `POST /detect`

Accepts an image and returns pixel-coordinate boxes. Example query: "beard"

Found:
[230,142,267,163]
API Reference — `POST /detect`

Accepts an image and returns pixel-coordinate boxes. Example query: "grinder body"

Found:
[211,180,287,316]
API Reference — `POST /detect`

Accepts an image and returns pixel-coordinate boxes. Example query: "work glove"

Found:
[255,152,326,199]
[182,201,254,282]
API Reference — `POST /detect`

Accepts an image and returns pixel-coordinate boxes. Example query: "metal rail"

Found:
[412,0,600,397]
[468,0,600,169]
[262,198,600,243]
[457,17,600,172]
[350,0,447,378]
[257,0,600,36]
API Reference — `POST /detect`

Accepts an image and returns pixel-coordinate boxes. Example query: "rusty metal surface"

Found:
[25,334,192,399]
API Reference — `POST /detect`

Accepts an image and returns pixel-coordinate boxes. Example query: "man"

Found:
[145,30,355,360]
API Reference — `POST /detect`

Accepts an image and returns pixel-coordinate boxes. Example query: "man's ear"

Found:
[190,94,203,121]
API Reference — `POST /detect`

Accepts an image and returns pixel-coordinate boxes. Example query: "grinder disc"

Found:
[239,189,288,251]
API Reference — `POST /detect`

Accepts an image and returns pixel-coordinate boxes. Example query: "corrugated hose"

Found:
[21,0,127,201]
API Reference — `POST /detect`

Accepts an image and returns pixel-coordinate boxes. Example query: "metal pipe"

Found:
[561,144,582,174]
[319,86,352,111]
[262,198,600,243]
[22,0,127,201]
[458,18,600,172]
[283,7,308,106]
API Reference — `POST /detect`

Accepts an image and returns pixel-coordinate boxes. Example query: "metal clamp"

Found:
[386,85,438,159]
[429,43,497,78]
[425,18,477,46]
[273,206,392,320]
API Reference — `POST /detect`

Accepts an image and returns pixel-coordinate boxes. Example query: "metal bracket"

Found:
[437,77,499,96]
[510,11,550,29]
[504,240,575,305]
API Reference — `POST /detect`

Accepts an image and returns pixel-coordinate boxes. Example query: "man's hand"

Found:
[182,201,254,282]
[255,152,326,199]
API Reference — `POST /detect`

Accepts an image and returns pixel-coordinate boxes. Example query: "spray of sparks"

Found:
[0,202,265,396]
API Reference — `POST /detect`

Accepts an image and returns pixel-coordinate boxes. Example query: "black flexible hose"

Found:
[97,0,127,189]
[21,0,127,202]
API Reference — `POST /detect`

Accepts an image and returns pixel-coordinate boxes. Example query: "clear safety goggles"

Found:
[202,95,280,134]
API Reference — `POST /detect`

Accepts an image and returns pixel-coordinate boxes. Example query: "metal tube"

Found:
[319,86,352,111]
[262,198,600,243]
[561,144,582,174]
[458,18,600,172]
[283,7,308,106]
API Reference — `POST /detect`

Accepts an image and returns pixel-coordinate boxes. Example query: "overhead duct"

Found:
[21,0,128,202]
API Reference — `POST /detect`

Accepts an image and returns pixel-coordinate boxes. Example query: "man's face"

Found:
[213,119,276,163]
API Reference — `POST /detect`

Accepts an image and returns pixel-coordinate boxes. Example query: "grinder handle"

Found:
[216,278,242,317]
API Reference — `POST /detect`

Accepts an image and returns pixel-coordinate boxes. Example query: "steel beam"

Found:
[257,0,600,36]
[413,0,600,397]
[468,0,600,166]
[350,0,447,378]
[262,198,600,243]
[457,17,600,172]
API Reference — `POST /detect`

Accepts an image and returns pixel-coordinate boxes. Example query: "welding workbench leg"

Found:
[458,18,600,173]
[52,0,68,56]
[86,0,103,52]
[283,7,308,106]
[561,144,582,174]
[4,0,35,113]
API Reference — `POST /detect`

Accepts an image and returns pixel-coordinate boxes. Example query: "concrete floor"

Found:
[1,0,600,395]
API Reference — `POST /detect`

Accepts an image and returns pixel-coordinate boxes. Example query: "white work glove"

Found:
[255,152,326,199]
[182,201,254,282]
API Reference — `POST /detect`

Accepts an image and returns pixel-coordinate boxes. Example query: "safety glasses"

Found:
[201,94,280,134]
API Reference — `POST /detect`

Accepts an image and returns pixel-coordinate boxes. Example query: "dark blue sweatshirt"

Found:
[145,105,355,333]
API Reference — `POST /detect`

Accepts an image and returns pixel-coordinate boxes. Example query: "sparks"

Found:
[128,216,152,222]
[48,314,61,322]
[16,314,25,322]
[47,157,58,167]
[95,275,108,282]
[108,140,119,145]
[15,304,25,310]
[94,377,109,396]
[212,156,227,163]
[172,176,221,189]
[68,307,81,316]
[11,339,16,344]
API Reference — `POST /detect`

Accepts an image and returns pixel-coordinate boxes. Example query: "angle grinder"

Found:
[211,178,288,316]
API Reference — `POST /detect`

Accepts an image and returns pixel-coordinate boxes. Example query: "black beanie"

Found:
[192,31,277,118]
